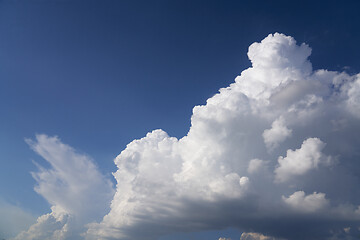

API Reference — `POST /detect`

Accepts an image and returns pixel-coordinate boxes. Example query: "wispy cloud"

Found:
[13,135,114,240]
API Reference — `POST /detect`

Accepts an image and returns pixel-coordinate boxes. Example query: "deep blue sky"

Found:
[1,0,360,237]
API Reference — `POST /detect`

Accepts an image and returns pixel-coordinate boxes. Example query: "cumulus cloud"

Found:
[17,33,360,240]
[13,135,114,240]
[282,191,329,213]
[82,33,360,240]
[240,232,284,240]
[247,159,267,174]
[13,206,72,240]
[344,75,360,118]
[274,138,333,183]
[263,117,292,151]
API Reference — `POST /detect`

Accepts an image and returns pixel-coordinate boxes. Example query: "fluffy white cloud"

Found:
[263,117,292,151]
[240,232,284,240]
[84,33,360,240]
[13,206,72,240]
[247,159,267,174]
[13,135,114,240]
[282,191,329,213]
[274,138,333,183]
[344,75,360,118]
[242,33,312,102]
[17,33,360,240]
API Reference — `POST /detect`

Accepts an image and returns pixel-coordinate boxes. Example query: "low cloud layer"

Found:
[15,33,360,240]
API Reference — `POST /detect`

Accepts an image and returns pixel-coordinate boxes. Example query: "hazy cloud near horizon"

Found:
[12,33,360,240]
[0,200,35,239]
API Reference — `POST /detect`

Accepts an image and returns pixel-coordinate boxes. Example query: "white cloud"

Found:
[84,33,360,240]
[242,33,312,102]
[345,75,360,118]
[13,135,114,240]
[240,232,284,240]
[25,135,114,221]
[282,191,329,213]
[263,117,292,151]
[16,33,360,240]
[274,138,333,183]
[247,159,266,174]
[13,206,71,240]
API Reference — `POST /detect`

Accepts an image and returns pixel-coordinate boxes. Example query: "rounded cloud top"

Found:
[248,33,312,71]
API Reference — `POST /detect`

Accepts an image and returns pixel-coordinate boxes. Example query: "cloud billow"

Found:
[16,33,360,240]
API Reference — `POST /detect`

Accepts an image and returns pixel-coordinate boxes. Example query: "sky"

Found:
[1,0,360,239]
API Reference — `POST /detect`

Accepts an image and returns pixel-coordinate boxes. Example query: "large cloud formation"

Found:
[16,33,360,240]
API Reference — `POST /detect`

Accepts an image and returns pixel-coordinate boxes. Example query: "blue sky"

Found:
[2,1,360,240]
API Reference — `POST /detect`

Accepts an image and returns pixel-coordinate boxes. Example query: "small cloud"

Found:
[344,227,351,233]
[263,117,292,152]
[282,191,329,213]
[247,159,266,174]
[240,232,284,240]
[274,138,333,183]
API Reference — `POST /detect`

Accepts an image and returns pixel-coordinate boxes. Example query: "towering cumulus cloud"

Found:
[84,33,360,239]
[17,33,360,240]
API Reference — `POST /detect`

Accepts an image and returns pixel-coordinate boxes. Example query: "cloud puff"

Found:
[240,232,284,240]
[13,135,114,240]
[263,117,292,151]
[247,159,267,174]
[17,33,360,240]
[274,138,333,183]
[13,206,72,240]
[345,75,360,118]
[282,191,329,213]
